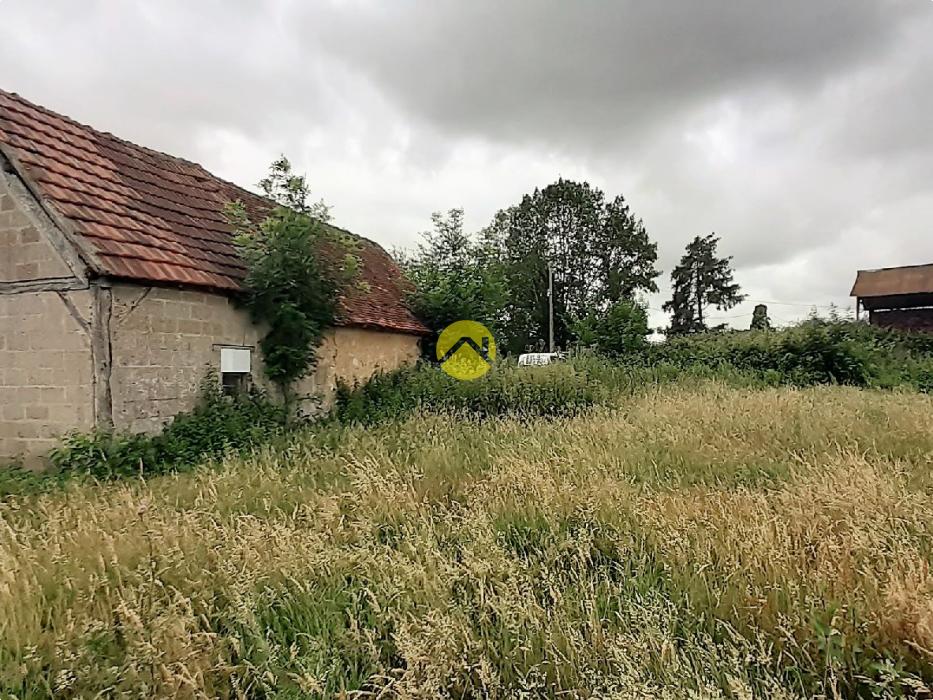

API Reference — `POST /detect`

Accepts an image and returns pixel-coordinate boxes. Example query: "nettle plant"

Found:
[226,157,358,407]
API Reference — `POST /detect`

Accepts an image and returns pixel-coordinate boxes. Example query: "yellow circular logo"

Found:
[436,320,496,381]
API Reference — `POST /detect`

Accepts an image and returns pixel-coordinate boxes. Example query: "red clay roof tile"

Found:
[0,89,428,336]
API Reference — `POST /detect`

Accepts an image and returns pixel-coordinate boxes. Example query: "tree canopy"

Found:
[399,209,506,359]
[400,184,753,355]
[227,157,357,402]
[482,179,659,353]
[571,299,651,357]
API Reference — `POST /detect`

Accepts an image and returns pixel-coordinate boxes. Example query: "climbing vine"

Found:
[226,157,357,405]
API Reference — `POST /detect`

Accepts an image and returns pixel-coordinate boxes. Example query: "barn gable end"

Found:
[0,167,95,465]
[0,162,88,289]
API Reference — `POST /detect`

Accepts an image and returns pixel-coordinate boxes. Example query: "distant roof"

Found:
[850,263,933,298]
[0,89,428,335]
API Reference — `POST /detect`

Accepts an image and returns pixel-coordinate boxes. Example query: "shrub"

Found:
[335,361,598,424]
[454,363,597,418]
[33,318,933,485]
[571,299,650,357]
[334,365,433,424]
[227,157,357,405]
[48,378,288,480]
[904,355,933,393]
[774,322,873,386]
[156,382,288,466]
[646,319,932,389]
[0,462,62,498]
[49,430,161,480]
[336,319,933,428]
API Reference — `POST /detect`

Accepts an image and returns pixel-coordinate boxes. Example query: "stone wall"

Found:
[0,176,94,465]
[110,283,421,434]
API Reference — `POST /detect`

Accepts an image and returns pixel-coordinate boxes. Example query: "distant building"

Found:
[851,264,933,333]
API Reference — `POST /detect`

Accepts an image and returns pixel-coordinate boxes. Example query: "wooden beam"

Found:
[0,277,89,295]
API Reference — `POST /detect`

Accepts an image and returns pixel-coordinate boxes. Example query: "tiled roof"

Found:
[0,89,429,335]
[851,263,933,298]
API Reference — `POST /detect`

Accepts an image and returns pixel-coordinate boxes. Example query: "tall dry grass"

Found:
[1,383,932,698]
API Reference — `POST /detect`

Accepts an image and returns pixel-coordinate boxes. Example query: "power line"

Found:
[743,298,849,310]
[648,299,851,314]
[707,313,754,320]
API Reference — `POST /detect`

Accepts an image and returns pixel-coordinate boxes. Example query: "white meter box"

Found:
[220,347,251,373]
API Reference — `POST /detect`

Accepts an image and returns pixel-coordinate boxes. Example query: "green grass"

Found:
[2,382,933,697]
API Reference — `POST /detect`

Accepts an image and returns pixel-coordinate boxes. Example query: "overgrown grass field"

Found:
[2,381,932,697]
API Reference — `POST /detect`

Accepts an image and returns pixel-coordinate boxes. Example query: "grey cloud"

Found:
[0,0,338,154]
[0,0,930,330]
[308,0,924,149]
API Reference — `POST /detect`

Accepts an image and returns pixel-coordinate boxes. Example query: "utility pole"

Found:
[548,263,555,353]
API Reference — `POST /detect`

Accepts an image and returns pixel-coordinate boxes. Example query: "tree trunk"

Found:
[279,381,295,426]
[695,266,703,329]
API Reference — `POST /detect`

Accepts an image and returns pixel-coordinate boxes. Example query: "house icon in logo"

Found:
[436,320,495,380]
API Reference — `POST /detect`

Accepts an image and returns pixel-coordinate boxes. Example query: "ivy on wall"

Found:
[226,157,358,406]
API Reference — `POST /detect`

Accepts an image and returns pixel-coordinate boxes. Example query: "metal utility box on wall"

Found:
[220,347,251,374]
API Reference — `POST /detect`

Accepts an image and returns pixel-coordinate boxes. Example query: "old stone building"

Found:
[0,90,428,465]
[851,264,933,333]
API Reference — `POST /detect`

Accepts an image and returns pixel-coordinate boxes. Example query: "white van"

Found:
[517,352,566,367]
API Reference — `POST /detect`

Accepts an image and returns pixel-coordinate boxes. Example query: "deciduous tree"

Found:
[486,179,659,353]
[400,209,506,358]
[571,299,650,357]
[227,157,357,406]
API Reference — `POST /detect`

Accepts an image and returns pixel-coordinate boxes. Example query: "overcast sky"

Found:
[2,0,931,329]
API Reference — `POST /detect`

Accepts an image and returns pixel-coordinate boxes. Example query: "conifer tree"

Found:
[663,233,744,334]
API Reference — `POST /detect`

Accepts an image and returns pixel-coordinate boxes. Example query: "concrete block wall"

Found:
[110,283,422,434]
[0,185,73,282]
[110,284,266,434]
[1,171,421,463]
[0,175,94,465]
[0,291,95,461]
[1,273,421,462]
